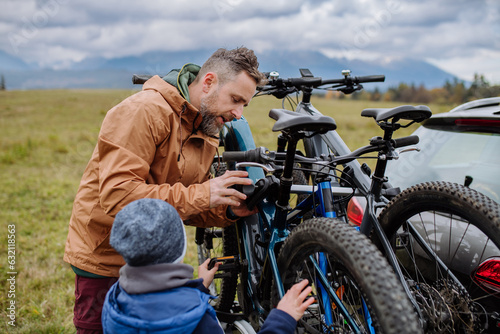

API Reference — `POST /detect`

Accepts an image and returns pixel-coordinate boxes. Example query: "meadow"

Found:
[0,88,453,333]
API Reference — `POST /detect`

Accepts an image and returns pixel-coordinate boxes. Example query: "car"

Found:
[386,97,500,203]
[347,97,500,332]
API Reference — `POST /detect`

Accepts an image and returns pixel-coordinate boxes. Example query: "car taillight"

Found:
[472,257,500,297]
[455,119,500,127]
[347,197,364,226]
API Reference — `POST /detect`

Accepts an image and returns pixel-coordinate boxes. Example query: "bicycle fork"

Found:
[312,180,374,333]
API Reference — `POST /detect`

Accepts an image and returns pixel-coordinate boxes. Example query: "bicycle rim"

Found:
[377,181,500,333]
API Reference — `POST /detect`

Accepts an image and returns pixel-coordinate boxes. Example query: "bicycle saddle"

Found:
[269,108,337,133]
[361,105,432,122]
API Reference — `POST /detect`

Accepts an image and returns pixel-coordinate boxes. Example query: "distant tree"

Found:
[351,74,498,105]
[382,91,395,102]
[385,86,400,101]
[451,78,467,104]
[466,73,500,100]
[0,75,5,91]
[325,90,335,99]
[370,87,382,101]
[430,87,449,104]
[414,84,432,104]
[399,83,416,102]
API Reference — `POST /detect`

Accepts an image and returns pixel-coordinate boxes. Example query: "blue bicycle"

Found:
[196,107,423,333]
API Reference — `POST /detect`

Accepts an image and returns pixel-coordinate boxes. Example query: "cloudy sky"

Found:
[2,0,499,83]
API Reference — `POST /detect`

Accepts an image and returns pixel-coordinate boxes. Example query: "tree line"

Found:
[328,74,500,105]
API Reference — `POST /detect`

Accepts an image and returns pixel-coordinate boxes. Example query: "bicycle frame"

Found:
[297,101,372,196]
[222,104,469,332]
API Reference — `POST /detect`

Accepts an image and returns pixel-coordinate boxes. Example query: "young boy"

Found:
[102,198,314,333]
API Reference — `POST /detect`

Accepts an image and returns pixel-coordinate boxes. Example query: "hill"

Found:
[0,49,460,90]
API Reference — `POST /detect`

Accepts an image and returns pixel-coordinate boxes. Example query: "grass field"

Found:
[0,89,453,333]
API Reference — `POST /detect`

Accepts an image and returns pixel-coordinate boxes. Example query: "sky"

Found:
[1,0,499,83]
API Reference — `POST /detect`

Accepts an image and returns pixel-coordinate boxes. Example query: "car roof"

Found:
[423,97,500,133]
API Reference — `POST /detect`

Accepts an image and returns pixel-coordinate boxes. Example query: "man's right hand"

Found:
[209,170,253,208]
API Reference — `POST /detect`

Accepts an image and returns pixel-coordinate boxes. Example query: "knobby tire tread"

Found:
[377,181,500,242]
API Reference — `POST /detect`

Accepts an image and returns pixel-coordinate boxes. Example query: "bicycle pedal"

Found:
[208,255,239,270]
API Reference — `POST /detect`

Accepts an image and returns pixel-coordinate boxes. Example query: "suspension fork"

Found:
[315,179,336,326]
[317,180,374,332]
[309,254,361,333]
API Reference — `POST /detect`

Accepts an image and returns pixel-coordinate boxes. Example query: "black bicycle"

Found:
[197,70,500,333]
[252,69,500,333]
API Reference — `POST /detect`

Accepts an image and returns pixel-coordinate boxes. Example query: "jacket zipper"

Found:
[178,104,187,162]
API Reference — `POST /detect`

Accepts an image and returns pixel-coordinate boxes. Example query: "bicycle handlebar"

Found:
[259,71,385,93]
[132,71,385,91]
[132,74,153,84]
[222,147,271,163]
[393,135,419,148]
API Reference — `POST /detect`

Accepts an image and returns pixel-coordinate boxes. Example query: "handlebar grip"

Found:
[132,74,153,84]
[287,77,323,86]
[393,135,419,148]
[354,75,385,83]
[222,148,261,163]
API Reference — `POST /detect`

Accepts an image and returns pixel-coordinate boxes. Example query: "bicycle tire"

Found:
[197,161,240,312]
[276,217,422,334]
[292,166,314,222]
[375,181,500,333]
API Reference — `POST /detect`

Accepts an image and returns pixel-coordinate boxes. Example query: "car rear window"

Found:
[387,127,500,203]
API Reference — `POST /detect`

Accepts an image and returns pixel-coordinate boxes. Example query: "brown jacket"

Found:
[64,76,232,277]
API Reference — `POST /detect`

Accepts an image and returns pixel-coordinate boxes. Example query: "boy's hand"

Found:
[277,279,315,321]
[198,258,219,289]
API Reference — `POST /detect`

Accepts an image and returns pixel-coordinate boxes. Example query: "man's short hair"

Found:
[197,47,266,86]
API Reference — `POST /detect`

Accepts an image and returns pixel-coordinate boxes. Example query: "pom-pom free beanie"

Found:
[110,198,187,266]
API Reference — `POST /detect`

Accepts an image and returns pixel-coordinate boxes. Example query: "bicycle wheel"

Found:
[276,217,422,334]
[196,161,240,312]
[376,181,500,333]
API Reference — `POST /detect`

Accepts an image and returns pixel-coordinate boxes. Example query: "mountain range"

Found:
[0,49,461,90]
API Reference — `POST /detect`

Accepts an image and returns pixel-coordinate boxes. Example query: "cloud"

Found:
[0,0,499,82]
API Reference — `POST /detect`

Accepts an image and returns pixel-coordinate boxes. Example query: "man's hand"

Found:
[198,258,219,289]
[230,199,258,218]
[209,170,253,208]
[276,279,315,321]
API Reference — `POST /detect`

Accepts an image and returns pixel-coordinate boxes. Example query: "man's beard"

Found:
[199,90,224,137]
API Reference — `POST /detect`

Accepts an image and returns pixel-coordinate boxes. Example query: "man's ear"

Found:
[202,72,218,93]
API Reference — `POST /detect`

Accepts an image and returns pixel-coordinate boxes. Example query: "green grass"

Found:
[0,89,452,333]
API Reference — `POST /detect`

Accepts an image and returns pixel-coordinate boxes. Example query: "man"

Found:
[64,47,266,333]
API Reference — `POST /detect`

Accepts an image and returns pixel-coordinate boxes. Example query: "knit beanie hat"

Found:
[110,198,187,266]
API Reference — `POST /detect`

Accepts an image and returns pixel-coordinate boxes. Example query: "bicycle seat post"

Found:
[274,132,302,230]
